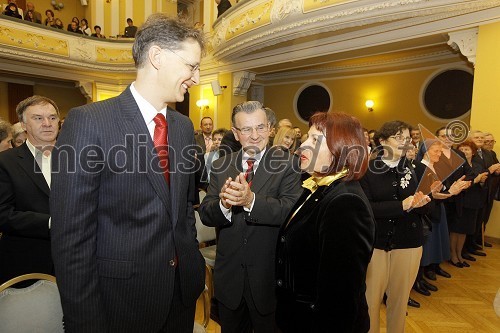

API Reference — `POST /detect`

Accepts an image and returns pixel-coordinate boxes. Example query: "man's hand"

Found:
[221,173,254,209]
[220,177,233,209]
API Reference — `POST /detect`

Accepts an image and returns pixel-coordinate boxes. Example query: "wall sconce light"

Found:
[51,0,64,10]
[196,99,209,111]
[365,100,374,112]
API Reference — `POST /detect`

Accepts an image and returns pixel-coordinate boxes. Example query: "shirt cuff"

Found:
[219,200,232,221]
[243,192,256,212]
[48,217,51,229]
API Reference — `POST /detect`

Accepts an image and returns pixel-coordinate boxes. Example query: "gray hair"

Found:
[132,14,206,69]
[231,101,265,126]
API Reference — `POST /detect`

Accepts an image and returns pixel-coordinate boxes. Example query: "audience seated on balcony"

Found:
[2,0,22,17]
[2,2,22,19]
[91,25,105,38]
[80,18,91,35]
[23,2,41,23]
[67,20,83,34]
[54,18,63,29]
[44,9,55,27]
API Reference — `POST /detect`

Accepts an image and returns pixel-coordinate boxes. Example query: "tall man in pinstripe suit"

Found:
[50,15,206,332]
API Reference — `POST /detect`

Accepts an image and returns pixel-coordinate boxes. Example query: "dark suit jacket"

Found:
[199,147,302,315]
[483,149,500,221]
[0,143,52,284]
[360,158,430,250]
[50,87,205,332]
[275,180,375,333]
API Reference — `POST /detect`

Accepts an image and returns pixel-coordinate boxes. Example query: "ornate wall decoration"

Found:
[0,26,69,56]
[270,0,302,22]
[96,47,134,64]
[447,28,478,66]
[225,1,273,40]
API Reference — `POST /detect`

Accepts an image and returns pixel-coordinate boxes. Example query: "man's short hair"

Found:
[132,14,206,69]
[127,18,133,23]
[264,107,276,128]
[231,101,263,126]
[16,95,60,123]
[200,117,213,125]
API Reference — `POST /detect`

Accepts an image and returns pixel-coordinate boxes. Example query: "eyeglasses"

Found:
[389,134,411,143]
[484,140,496,144]
[165,48,200,74]
[233,124,269,136]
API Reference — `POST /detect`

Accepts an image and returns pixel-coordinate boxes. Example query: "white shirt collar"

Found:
[130,82,167,124]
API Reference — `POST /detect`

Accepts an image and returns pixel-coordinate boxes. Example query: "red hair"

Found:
[309,112,368,180]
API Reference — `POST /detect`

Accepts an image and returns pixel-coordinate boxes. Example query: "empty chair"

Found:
[0,273,64,333]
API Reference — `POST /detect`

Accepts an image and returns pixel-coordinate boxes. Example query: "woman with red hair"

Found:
[275,112,375,332]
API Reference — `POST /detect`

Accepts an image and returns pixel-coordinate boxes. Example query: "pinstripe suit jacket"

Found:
[50,87,205,332]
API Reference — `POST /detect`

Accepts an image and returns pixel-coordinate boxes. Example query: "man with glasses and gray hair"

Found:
[51,15,206,332]
[200,101,302,333]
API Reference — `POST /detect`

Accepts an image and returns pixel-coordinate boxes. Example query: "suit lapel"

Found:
[116,87,171,210]
[17,144,50,196]
[251,148,279,193]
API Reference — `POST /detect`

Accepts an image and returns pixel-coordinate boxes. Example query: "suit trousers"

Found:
[159,268,196,333]
[218,268,275,333]
[365,247,422,333]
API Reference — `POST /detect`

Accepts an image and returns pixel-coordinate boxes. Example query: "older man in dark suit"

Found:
[200,101,302,333]
[51,15,206,332]
[0,95,59,285]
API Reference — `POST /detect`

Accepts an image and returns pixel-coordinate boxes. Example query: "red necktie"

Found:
[245,158,255,186]
[153,113,169,184]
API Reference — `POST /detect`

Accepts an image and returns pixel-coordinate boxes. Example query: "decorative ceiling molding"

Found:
[258,50,461,81]
[211,0,500,60]
[447,28,479,66]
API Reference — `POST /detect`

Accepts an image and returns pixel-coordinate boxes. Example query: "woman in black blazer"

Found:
[275,112,376,332]
[359,121,431,333]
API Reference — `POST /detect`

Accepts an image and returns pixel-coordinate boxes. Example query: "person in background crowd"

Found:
[80,18,91,35]
[124,18,137,37]
[91,25,106,38]
[215,0,232,18]
[44,9,55,27]
[195,117,214,154]
[3,1,22,19]
[11,122,26,148]
[368,129,377,151]
[203,128,227,183]
[200,101,302,333]
[411,127,422,149]
[53,18,63,29]
[275,112,375,332]
[293,126,302,148]
[24,2,41,23]
[0,96,60,285]
[360,120,431,333]
[66,16,79,30]
[67,20,83,34]
[479,132,500,248]
[0,120,13,152]
[451,140,487,267]
[51,15,206,332]
[466,130,490,257]
[273,126,296,152]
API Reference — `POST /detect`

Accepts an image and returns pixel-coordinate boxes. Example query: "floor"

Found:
[195,238,500,332]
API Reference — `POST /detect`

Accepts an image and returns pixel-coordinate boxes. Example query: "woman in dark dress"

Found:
[451,140,489,266]
[275,112,376,332]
